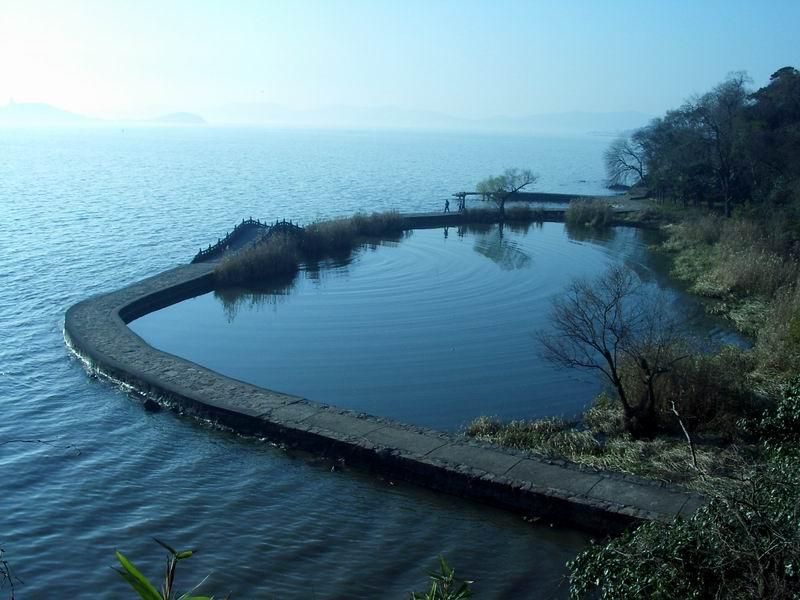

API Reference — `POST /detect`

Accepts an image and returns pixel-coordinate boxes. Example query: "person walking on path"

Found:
[444,199,450,213]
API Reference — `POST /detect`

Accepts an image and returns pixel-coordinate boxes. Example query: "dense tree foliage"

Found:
[608,67,800,216]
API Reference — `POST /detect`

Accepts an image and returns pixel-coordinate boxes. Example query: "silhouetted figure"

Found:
[444,226,449,239]
[444,199,450,213]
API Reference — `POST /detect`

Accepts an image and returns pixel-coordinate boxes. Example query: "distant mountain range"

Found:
[204,103,651,135]
[0,102,91,125]
[0,101,650,135]
[0,102,207,126]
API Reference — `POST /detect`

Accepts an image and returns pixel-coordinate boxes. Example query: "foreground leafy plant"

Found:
[410,556,473,600]
[115,539,217,600]
[568,380,800,599]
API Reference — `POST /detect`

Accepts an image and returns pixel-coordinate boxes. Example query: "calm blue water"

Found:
[1,126,625,598]
[130,223,739,433]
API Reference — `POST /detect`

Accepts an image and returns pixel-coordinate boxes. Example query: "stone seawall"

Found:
[64,213,701,535]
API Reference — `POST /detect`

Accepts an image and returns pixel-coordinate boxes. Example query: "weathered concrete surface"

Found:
[64,211,700,535]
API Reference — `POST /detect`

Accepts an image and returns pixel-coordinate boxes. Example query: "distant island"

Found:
[0,102,207,127]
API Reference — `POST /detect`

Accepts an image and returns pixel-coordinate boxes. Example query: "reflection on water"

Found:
[215,277,296,322]
[132,223,743,433]
[217,234,409,321]
[564,221,618,244]
[2,127,614,598]
[473,223,533,270]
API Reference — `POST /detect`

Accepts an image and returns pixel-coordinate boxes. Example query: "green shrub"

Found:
[114,539,212,600]
[569,382,800,600]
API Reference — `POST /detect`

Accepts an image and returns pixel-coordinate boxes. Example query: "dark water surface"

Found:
[2,127,619,598]
[131,223,740,433]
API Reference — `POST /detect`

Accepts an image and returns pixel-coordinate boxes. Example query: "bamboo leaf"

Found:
[153,538,178,556]
[114,552,163,600]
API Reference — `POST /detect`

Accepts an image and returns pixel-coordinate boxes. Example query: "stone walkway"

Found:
[65,212,702,535]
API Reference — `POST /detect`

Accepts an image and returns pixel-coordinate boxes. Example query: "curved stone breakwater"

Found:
[64,212,703,535]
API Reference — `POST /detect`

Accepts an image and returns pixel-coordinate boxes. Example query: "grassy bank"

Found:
[468,201,800,494]
[564,199,614,228]
[660,209,800,393]
[466,396,754,495]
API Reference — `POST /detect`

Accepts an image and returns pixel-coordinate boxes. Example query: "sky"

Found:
[1,0,798,120]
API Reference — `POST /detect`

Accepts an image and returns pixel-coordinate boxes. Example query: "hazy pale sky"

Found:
[1,0,798,119]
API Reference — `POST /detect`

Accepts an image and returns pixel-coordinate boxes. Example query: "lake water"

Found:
[130,223,738,432]
[0,126,703,598]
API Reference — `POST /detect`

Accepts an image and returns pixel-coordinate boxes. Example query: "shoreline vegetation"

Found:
[208,67,800,599]
[472,197,800,598]
[558,67,800,598]
[214,205,559,287]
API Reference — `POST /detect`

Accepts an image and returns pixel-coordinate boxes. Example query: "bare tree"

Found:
[604,134,646,187]
[475,168,538,216]
[538,266,689,437]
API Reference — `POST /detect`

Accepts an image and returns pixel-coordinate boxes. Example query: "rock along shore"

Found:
[64,211,702,535]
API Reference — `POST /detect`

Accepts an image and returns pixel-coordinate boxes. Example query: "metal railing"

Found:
[191,217,304,263]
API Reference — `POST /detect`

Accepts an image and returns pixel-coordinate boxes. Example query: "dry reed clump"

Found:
[682,214,724,245]
[215,233,299,286]
[350,211,404,236]
[564,199,614,228]
[715,248,798,297]
[752,284,800,384]
[301,218,360,256]
[503,205,548,221]
[666,215,800,302]
[301,210,405,257]
[466,397,754,494]
[216,211,404,284]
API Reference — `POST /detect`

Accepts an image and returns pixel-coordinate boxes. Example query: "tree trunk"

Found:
[622,400,658,438]
[611,371,657,437]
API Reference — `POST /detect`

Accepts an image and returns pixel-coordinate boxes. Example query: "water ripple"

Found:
[0,127,652,598]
